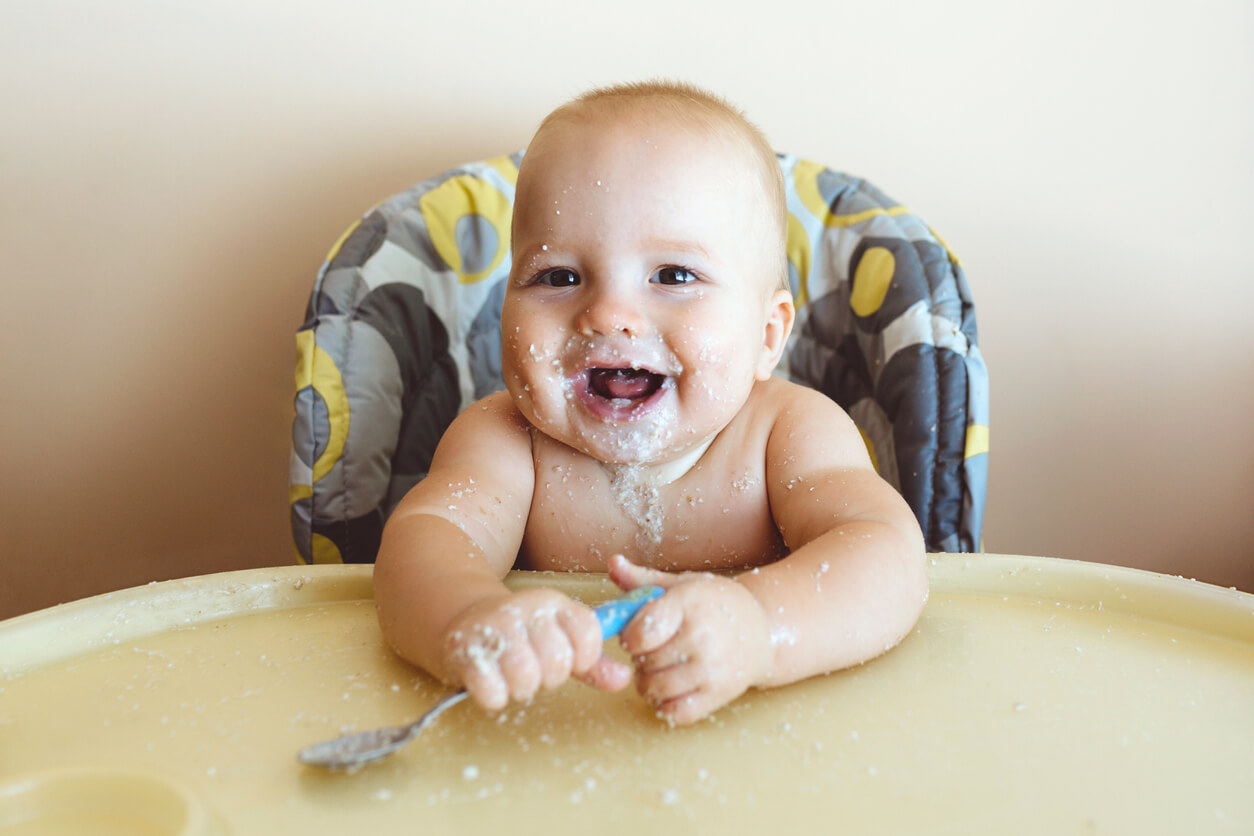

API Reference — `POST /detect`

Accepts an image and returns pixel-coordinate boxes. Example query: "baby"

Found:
[374,81,928,726]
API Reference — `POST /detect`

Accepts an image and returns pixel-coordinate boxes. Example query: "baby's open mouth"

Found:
[588,367,666,402]
[573,366,670,421]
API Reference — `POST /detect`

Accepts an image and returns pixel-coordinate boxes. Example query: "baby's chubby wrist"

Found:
[730,571,792,690]
[723,576,777,691]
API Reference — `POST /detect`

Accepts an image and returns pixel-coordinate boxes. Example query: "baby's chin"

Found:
[538,414,718,484]
[518,399,679,465]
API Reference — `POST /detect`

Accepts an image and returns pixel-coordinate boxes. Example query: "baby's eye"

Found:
[537,268,580,288]
[651,266,697,286]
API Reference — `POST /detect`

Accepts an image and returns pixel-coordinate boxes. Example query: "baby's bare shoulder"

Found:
[753,377,869,469]
[429,391,533,472]
[756,379,907,544]
[445,391,529,438]
[462,390,530,426]
[393,391,536,531]
[749,376,853,426]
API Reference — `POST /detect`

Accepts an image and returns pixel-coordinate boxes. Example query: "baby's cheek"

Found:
[682,354,752,408]
[503,351,557,413]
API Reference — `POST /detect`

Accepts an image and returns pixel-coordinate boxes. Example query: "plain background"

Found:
[2,0,1251,619]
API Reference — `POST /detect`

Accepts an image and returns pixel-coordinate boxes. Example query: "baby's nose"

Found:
[575,285,644,337]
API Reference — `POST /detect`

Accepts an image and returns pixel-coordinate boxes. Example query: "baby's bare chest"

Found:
[519,451,786,573]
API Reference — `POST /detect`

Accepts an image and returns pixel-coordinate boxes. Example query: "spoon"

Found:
[298,585,664,770]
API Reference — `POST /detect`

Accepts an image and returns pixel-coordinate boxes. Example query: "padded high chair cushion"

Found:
[290,153,988,564]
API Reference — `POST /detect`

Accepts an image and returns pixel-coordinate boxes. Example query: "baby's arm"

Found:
[613,384,927,723]
[374,393,630,710]
[743,387,929,683]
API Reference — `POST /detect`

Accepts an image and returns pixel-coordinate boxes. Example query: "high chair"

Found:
[290,152,988,564]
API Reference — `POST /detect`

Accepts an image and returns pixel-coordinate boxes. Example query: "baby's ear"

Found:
[755,289,796,381]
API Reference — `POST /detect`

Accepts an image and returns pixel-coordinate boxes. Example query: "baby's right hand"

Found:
[440,589,633,711]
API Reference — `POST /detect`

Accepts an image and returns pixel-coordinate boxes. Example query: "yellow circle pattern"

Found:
[792,158,830,221]
[850,246,896,317]
[793,158,909,228]
[419,175,512,284]
[293,330,349,483]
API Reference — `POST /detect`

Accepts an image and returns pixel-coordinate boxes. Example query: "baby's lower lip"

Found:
[571,368,669,421]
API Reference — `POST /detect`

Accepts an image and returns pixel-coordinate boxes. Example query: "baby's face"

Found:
[501,111,788,468]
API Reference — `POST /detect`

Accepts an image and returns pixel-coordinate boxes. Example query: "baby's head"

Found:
[522,81,788,290]
[501,80,795,470]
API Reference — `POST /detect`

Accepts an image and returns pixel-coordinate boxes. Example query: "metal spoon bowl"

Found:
[298,690,469,770]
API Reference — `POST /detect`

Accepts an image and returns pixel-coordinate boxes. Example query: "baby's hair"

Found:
[537,80,790,294]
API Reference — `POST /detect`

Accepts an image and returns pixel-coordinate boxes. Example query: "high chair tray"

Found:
[2,556,1251,834]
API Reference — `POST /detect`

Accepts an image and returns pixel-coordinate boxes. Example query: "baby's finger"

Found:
[574,654,634,692]
[458,661,510,712]
[444,627,512,711]
[637,659,703,707]
[556,606,604,676]
[496,643,543,704]
[655,690,715,727]
[607,553,676,592]
[526,612,577,692]
[618,597,682,656]
[633,641,692,677]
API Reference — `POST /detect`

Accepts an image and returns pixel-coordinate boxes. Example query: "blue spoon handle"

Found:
[593,586,663,639]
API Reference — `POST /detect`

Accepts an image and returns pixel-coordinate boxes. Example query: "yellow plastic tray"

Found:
[1,555,1251,834]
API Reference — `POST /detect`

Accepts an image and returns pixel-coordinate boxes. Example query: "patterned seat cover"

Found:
[290,153,988,563]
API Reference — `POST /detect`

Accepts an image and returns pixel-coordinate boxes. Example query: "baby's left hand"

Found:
[608,554,773,726]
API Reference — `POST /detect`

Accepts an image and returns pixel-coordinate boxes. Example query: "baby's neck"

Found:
[597,435,715,550]
[600,434,714,487]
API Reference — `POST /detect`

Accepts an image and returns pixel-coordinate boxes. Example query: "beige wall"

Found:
[3,0,1251,619]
